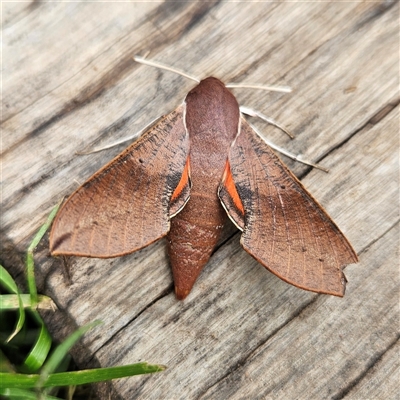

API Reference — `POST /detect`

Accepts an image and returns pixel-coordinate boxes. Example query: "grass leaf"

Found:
[26,201,61,307]
[23,312,52,372]
[0,265,26,342]
[37,320,102,388]
[1,362,166,389]
[0,387,61,400]
[0,294,55,311]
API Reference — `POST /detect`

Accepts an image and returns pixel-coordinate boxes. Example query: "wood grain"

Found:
[2,2,398,399]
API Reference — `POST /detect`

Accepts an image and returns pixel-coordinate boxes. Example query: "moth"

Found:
[50,60,358,300]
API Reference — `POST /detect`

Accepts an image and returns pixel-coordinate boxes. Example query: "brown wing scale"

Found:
[50,105,189,258]
[220,117,358,296]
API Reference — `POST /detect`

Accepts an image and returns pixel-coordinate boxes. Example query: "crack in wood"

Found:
[91,283,174,357]
[358,219,400,256]
[300,97,400,182]
[180,0,222,36]
[332,334,400,400]
[1,2,220,157]
[197,295,320,399]
[352,0,398,32]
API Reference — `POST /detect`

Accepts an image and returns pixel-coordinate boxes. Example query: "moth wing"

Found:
[219,117,358,296]
[50,105,189,257]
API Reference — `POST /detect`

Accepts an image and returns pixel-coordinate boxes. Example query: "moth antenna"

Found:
[226,83,292,93]
[134,55,200,83]
[240,106,294,139]
[247,121,329,172]
[76,116,162,155]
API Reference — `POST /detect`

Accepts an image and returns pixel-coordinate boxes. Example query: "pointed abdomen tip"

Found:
[175,287,190,300]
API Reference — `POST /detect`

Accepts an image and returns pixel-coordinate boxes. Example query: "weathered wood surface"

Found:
[2,2,399,399]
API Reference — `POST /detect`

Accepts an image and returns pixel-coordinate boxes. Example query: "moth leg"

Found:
[77,116,162,155]
[226,83,292,93]
[240,109,328,172]
[240,106,294,139]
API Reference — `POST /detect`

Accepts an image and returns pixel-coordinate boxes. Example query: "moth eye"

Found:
[138,158,144,164]
[280,185,286,189]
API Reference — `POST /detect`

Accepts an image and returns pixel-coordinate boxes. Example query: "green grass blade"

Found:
[0,387,61,400]
[37,320,102,388]
[27,202,61,253]
[0,265,26,342]
[26,202,61,307]
[23,312,52,372]
[0,264,20,293]
[0,363,166,389]
[0,295,55,311]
